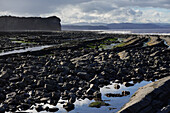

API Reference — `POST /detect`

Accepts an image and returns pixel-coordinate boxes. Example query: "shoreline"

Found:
[0,31,169,112]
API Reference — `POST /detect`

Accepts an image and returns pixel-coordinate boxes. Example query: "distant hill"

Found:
[62,25,109,30]
[62,23,170,30]
[107,23,162,29]
[0,16,61,31]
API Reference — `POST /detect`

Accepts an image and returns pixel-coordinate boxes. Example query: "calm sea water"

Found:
[99,29,170,35]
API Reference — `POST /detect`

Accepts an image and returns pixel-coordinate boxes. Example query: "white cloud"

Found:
[0,0,170,23]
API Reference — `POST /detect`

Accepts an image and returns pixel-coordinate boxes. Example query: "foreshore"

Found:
[0,31,169,112]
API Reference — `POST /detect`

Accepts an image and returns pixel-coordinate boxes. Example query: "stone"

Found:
[0,71,10,79]
[93,91,101,99]
[77,72,90,80]
[122,91,130,96]
[0,93,5,100]
[44,84,54,91]
[123,82,134,87]
[86,84,97,95]
[20,103,31,110]
[63,103,75,111]
[114,84,120,89]
[69,94,76,103]
[48,107,59,112]
[118,76,170,113]
[89,101,110,108]
[35,105,44,112]
[6,92,16,99]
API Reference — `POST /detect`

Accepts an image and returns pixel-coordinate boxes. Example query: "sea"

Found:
[63,28,170,35]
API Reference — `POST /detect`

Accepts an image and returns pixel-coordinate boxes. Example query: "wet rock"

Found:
[20,103,31,110]
[123,82,134,87]
[69,94,76,103]
[122,91,130,96]
[35,105,44,112]
[114,84,120,89]
[48,107,59,112]
[105,93,123,97]
[89,101,110,108]
[93,91,101,99]
[118,76,170,113]
[63,103,75,111]
[86,84,98,95]
[40,97,49,103]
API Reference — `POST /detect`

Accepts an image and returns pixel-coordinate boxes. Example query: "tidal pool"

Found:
[0,45,54,56]
[21,80,152,113]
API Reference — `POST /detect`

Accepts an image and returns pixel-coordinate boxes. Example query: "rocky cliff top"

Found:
[0,16,61,31]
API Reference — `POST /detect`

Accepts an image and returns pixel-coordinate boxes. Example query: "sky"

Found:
[0,0,170,24]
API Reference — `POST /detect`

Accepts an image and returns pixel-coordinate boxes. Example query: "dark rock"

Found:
[123,82,134,87]
[105,93,123,97]
[6,92,16,99]
[69,94,76,103]
[0,107,5,113]
[93,91,101,99]
[63,103,75,111]
[35,105,44,112]
[0,93,5,100]
[86,84,98,95]
[20,103,31,110]
[77,72,90,80]
[36,80,44,87]
[0,16,61,31]
[122,91,130,96]
[48,107,59,112]
[9,77,21,82]
[0,71,10,79]
[114,84,120,89]
[44,84,54,91]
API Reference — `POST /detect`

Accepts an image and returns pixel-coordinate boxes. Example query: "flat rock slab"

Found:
[118,50,129,60]
[118,76,170,113]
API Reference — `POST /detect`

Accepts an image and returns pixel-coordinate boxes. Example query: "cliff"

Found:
[0,16,61,31]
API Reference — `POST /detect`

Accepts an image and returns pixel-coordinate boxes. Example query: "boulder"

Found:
[118,76,170,113]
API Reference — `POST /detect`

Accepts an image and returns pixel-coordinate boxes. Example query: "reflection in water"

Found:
[57,81,152,113]
[0,45,53,56]
[18,81,152,113]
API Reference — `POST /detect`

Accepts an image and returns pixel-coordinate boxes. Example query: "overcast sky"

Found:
[0,0,170,24]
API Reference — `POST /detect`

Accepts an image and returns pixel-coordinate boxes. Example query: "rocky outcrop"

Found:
[0,16,61,31]
[118,76,170,113]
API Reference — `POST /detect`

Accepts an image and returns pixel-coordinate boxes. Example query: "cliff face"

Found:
[0,16,61,31]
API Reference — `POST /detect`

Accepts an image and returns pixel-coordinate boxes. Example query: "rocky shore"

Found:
[118,76,170,113]
[0,31,169,112]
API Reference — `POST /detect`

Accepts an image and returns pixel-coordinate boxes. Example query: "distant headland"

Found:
[0,16,61,31]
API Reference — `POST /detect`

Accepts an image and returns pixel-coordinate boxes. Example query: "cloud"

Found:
[0,0,170,23]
